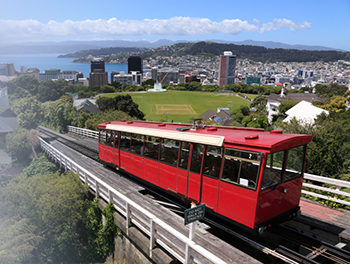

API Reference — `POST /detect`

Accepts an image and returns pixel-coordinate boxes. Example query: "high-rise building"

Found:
[89,60,108,88]
[91,59,105,72]
[151,67,158,81]
[128,56,142,74]
[218,51,236,87]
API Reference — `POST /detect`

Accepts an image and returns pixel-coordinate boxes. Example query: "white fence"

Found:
[68,126,99,139]
[40,138,225,264]
[303,173,350,207]
[67,126,350,207]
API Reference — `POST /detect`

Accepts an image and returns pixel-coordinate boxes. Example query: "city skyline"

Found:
[0,0,349,51]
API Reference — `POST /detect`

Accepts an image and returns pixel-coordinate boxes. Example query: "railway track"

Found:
[38,127,350,264]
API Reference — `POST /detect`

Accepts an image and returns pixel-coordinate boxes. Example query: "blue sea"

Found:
[0,53,128,81]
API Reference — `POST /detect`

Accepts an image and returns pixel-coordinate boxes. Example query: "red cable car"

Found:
[98,120,312,230]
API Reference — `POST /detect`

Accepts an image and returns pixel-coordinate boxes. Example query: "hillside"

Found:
[58,47,148,58]
[141,42,350,62]
[62,41,350,63]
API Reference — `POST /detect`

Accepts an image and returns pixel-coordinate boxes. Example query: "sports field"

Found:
[103,91,254,123]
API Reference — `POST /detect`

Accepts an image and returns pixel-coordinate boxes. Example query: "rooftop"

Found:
[99,120,312,152]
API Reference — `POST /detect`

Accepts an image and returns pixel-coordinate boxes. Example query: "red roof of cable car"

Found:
[99,120,312,152]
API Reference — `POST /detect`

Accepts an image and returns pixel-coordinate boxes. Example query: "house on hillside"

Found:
[266,88,324,123]
[0,86,19,144]
[283,101,329,125]
[73,98,99,114]
[201,108,234,126]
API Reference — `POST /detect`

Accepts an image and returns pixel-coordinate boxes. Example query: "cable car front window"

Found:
[99,129,106,145]
[106,130,114,147]
[285,145,305,182]
[261,151,285,190]
[221,148,262,189]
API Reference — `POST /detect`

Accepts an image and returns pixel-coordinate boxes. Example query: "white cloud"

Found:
[0,17,311,43]
[260,19,311,33]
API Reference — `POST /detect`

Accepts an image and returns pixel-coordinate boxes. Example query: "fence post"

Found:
[185,203,196,264]
[95,180,99,198]
[149,219,156,258]
[108,189,113,204]
[126,203,131,236]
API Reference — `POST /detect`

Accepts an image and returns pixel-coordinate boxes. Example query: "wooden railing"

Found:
[67,126,350,208]
[68,126,98,139]
[303,173,350,207]
[40,138,225,264]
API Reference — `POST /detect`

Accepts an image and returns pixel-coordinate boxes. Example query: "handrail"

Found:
[67,126,350,208]
[303,173,350,207]
[39,137,226,264]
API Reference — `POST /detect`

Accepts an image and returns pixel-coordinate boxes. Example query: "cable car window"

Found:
[130,134,144,155]
[239,160,260,188]
[160,139,179,167]
[106,130,114,147]
[221,149,240,184]
[203,146,223,179]
[179,142,190,170]
[190,144,204,174]
[114,131,119,149]
[222,148,262,190]
[261,151,285,190]
[99,129,106,145]
[284,145,305,182]
[120,133,131,152]
[144,136,160,160]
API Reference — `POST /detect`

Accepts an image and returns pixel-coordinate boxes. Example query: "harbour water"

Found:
[0,53,128,81]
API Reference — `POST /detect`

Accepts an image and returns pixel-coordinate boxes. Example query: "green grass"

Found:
[102,91,253,123]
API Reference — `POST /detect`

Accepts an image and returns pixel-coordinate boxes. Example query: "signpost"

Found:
[184,203,206,225]
[184,203,206,264]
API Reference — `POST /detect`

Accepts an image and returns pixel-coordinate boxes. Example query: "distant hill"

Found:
[0,39,344,55]
[212,40,343,51]
[58,47,148,58]
[62,41,350,63]
[138,42,350,62]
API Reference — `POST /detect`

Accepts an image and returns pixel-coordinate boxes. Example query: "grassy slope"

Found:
[102,91,254,123]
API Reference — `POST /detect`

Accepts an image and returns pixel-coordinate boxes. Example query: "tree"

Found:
[250,95,267,111]
[3,167,105,263]
[42,96,77,132]
[281,116,349,178]
[142,79,155,86]
[278,100,298,115]
[315,83,348,97]
[12,97,43,129]
[5,128,32,162]
[7,75,39,100]
[96,95,145,120]
[322,96,348,113]
[84,110,135,130]
[99,85,116,93]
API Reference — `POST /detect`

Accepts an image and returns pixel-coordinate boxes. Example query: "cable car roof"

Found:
[99,121,312,151]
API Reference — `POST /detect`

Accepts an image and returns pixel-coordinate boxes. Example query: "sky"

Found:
[0,0,349,50]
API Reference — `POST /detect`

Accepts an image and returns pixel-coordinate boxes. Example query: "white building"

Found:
[113,72,133,85]
[59,70,79,82]
[283,101,329,125]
